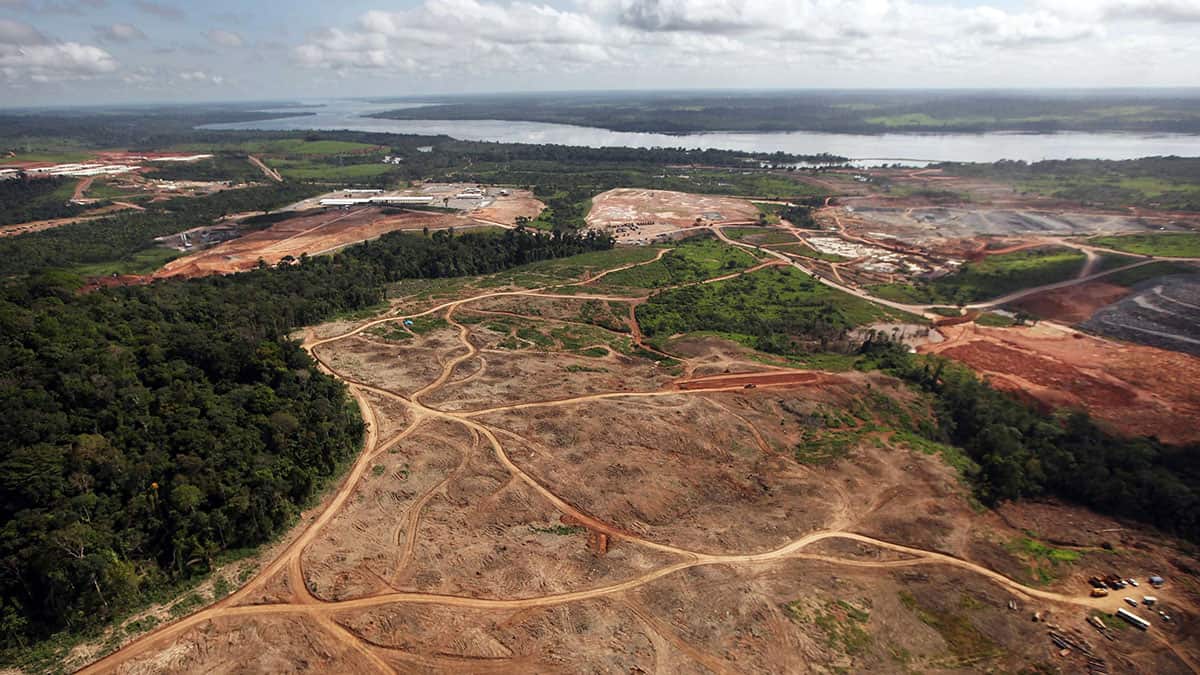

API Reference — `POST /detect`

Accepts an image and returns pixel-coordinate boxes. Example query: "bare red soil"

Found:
[1011,281,1133,324]
[924,323,1200,444]
[155,207,476,279]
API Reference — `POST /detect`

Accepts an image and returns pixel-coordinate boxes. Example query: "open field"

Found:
[154,207,478,278]
[1089,232,1200,258]
[870,247,1087,305]
[587,188,760,244]
[923,322,1200,444]
[74,247,1200,675]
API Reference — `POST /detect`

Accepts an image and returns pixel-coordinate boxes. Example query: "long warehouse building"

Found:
[319,196,436,207]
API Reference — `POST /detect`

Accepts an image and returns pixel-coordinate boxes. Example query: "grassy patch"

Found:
[69,246,181,276]
[485,246,664,288]
[594,235,757,289]
[898,591,998,662]
[751,201,783,223]
[722,226,797,245]
[575,347,610,358]
[1006,537,1082,585]
[870,247,1087,305]
[167,593,205,619]
[1104,261,1198,286]
[894,431,980,483]
[974,312,1016,327]
[1090,232,1200,258]
[784,598,872,657]
[270,159,396,182]
[794,428,866,465]
[1095,252,1141,272]
[367,324,413,342]
[516,326,555,348]
[639,265,919,356]
[406,316,449,334]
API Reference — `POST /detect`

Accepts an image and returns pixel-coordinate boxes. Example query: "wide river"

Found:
[206,100,1200,166]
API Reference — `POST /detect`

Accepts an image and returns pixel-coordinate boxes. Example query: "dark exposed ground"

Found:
[1083,274,1200,356]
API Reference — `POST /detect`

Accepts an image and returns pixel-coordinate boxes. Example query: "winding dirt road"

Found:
[78,248,1196,675]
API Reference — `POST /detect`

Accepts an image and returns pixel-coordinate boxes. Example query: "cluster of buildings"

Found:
[1,163,136,179]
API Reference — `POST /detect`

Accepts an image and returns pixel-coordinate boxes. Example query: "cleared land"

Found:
[587,188,760,244]
[1082,274,1200,357]
[923,322,1200,444]
[154,207,478,279]
[76,247,1200,675]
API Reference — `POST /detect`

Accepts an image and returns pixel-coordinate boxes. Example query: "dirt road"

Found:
[79,250,1199,675]
[248,155,283,182]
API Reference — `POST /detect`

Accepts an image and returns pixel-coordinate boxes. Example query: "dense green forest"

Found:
[0,183,322,276]
[939,157,1200,211]
[0,226,612,656]
[371,91,1200,134]
[862,338,1200,542]
[0,177,88,227]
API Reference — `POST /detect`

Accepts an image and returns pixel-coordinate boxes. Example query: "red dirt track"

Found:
[674,370,828,390]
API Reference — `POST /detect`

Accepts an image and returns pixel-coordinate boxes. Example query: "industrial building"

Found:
[318,196,435,207]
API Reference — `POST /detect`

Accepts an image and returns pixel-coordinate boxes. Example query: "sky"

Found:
[2,0,1200,106]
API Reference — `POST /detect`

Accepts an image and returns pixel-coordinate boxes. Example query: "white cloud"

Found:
[1038,0,1200,22]
[0,18,117,83]
[205,29,244,48]
[94,22,146,43]
[178,69,225,85]
[292,0,1123,80]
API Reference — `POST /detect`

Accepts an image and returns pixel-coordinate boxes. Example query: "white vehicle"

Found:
[1128,579,1139,587]
[1125,598,1139,607]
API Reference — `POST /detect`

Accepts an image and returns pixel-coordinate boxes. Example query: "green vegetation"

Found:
[785,599,872,657]
[145,154,264,184]
[80,180,145,202]
[870,247,1086,305]
[1090,232,1200,258]
[595,235,757,289]
[176,138,383,157]
[974,312,1016,327]
[68,246,183,277]
[794,428,867,465]
[942,157,1200,211]
[0,177,87,226]
[0,226,612,659]
[1104,261,1198,286]
[721,226,796,246]
[1095,252,1141,272]
[862,337,1200,543]
[752,201,782,223]
[898,591,998,662]
[269,159,396,182]
[1007,537,1082,585]
[638,266,915,355]
[371,91,1200,134]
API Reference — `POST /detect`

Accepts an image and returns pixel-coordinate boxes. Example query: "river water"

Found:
[205,100,1200,166]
